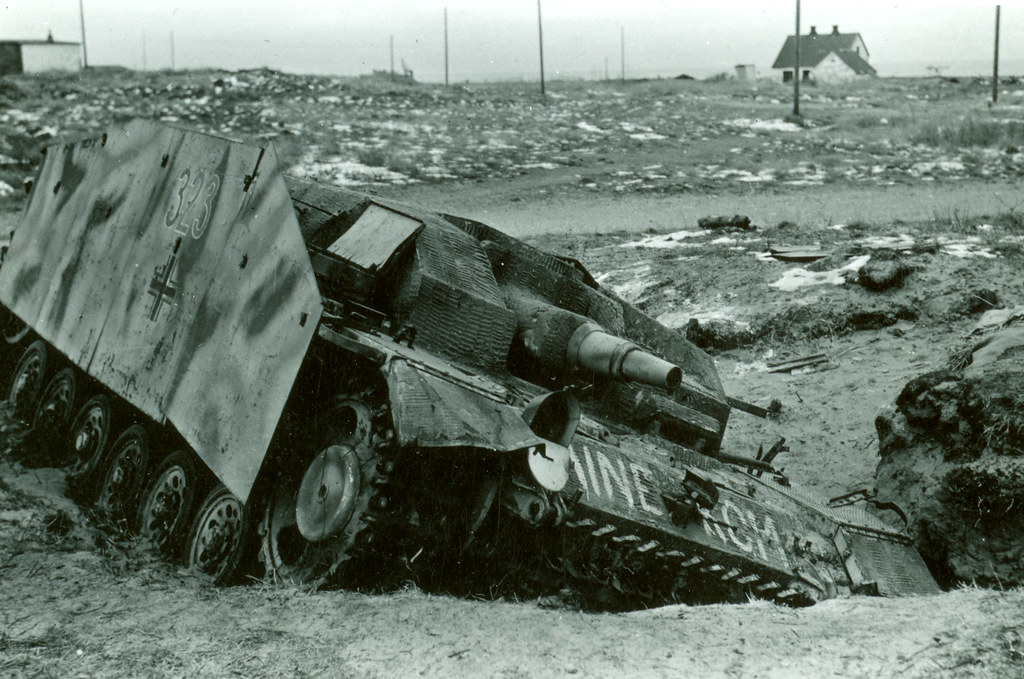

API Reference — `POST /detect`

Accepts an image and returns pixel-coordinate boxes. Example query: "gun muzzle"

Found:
[567,322,682,390]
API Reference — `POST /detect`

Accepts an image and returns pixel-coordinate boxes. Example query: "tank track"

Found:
[333,454,820,608]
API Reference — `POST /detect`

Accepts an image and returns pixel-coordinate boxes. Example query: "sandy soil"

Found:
[3,71,1024,677]
[3,177,1024,678]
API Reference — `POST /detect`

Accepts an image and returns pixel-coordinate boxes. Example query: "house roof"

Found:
[830,49,876,76]
[772,28,872,73]
[0,39,81,47]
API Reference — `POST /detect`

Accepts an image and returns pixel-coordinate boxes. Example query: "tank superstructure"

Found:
[0,120,939,607]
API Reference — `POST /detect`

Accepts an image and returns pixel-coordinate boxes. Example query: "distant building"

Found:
[0,32,82,76]
[734,64,757,81]
[771,25,876,84]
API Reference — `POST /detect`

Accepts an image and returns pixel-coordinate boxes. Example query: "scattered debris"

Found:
[768,245,829,263]
[766,353,830,374]
[726,395,771,418]
[697,215,753,231]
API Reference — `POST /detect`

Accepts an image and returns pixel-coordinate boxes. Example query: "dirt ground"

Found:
[3,72,1024,677]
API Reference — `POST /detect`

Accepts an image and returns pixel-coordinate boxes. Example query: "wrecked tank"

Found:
[0,120,938,608]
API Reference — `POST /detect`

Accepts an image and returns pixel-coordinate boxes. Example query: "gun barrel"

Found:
[568,323,682,390]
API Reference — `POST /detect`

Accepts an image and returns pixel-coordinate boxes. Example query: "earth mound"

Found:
[875,311,1024,588]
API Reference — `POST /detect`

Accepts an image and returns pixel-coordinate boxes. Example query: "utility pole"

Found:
[170,31,175,70]
[390,35,395,79]
[993,5,1001,104]
[537,0,545,95]
[78,0,88,68]
[793,0,801,117]
[620,27,625,83]
[142,31,147,71]
[605,57,609,81]
[444,7,449,86]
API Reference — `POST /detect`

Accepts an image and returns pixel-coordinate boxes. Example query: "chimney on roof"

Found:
[832,25,839,35]
[809,26,817,36]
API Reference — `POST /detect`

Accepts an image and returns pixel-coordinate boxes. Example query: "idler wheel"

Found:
[260,389,384,587]
[295,445,361,543]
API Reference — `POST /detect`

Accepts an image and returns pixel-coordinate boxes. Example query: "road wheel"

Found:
[186,484,253,585]
[94,424,150,525]
[7,339,47,420]
[31,367,77,436]
[12,367,78,466]
[135,450,202,559]
[64,394,114,489]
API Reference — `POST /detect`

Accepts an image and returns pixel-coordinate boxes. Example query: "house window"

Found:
[802,70,811,81]
[783,70,793,82]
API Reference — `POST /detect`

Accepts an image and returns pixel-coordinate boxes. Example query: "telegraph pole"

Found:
[537,0,546,95]
[170,31,175,70]
[390,35,395,79]
[444,7,449,86]
[620,27,625,83]
[793,0,801,116]
[142,31,147,71]
[993,5,1001,104]
[78,0,88,67]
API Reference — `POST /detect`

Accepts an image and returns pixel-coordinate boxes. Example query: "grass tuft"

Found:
[912,117,1024,149]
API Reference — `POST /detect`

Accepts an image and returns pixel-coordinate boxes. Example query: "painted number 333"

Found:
[164,167,221,239]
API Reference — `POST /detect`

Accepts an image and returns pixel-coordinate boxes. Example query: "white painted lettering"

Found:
[720,501,754,553]
[568,446,589,495]
[595,450,635,507]
[628,462,665,516]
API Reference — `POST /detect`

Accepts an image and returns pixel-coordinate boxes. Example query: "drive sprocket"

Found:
[258,383,392,587]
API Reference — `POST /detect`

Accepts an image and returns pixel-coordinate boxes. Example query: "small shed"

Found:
[734,64,757,81]
[0,32,82,76]
[771,25,875,84]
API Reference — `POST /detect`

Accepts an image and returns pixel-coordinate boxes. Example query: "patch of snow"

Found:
[629,132,667,141]
[769,255,871,291]
[576,121,605,133]
[658,306,749,329]
[943,242,997,259]
[290,158,412,186]
[0,180,14,197]
[727,118,802,133]
[621,229,709,248]
[860,234,916,250]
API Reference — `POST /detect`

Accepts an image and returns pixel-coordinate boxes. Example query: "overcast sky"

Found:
[2,1,1023,80]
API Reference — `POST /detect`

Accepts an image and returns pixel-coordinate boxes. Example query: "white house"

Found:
[0,32,82,76]
[771,25,875,84]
